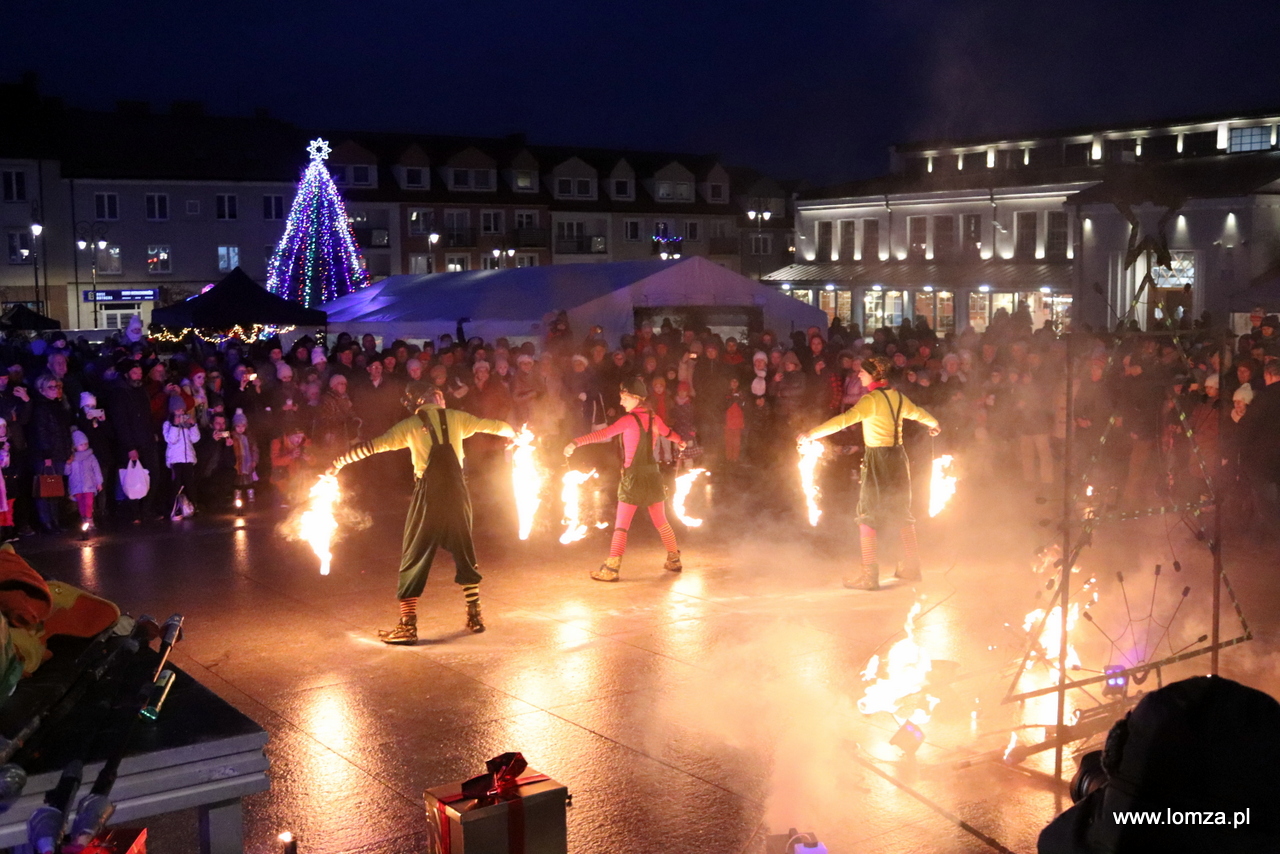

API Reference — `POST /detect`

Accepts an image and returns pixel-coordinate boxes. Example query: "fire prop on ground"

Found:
[300,474,341,575]
[859,601,940,726]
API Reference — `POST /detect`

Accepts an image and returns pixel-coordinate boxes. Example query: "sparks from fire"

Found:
[300,474,341,575]
[673,468,707,527]
[928,455,958,517]
[560,469,598,544]
[797,437,824,526]
[511,426,541,540]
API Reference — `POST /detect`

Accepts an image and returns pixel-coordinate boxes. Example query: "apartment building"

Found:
[0,78,795,329]
[770,109,1280,334]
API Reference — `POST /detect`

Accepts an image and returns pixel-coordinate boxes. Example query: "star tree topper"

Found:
[307,138,332,162]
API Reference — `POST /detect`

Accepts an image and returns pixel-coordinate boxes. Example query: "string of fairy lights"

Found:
[150,324,296,345]
[265,138,369,308]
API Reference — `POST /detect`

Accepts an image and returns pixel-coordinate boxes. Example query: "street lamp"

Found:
[27,222,43,314]
[747,207,772,281]
[491,246,515,269]
[75,222,110,329]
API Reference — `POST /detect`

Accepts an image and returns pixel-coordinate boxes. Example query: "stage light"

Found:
[890,720,925,756]
[1102,664,1127,698]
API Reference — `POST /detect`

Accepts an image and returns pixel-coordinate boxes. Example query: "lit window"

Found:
[147,245,172,274]
[514,170,535,191]
[1154,251,1195,288]
[445,254,469,272]
[514,211,537,229]
[408,209,433,235]
[409,253,434,274]
[656,181,673,200]
[98,245,122,274]
[217,245,239,272]
[750,234,772,255]
[7,231,32,264]
[515,253,537,267]
[1228,126,1271,153]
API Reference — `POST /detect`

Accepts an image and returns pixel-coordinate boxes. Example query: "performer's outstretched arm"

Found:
[451,411,517,440]
[902,398,941,434]
[803,395,873,441]
[328,421,413,471]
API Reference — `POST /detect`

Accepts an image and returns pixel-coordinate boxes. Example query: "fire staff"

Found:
[564,377,686,582]
[329,382,515,643]
[800,356,939,590]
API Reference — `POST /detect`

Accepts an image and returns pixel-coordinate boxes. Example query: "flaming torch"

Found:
[672,468,707,527]
[560,469,598,544]
[300,474,341,576]
[797,437,824,527]
[928,454,958,518]
[510,426,541,540]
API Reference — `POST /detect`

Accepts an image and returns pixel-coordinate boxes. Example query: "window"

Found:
[445,254,469,272]
[263,195,285,220]
[7,231,32,263]
[146,245,171,274]
[514,211,537,229]
[556,221,584,239]
[1045,211,1068,260]
[934,216,956,258]
[217,245,239,272]
[474,170,493,190]
[652,220,670,239]
[685,221,700,241]
[102,304,141,330]
[1015,211,1037,259]
[862,219,879,260]
[708,183,725,201]
[452,169,472,190]
[186,199,200,216]
[95,192,119,221]
[624,219,642,241]
[750,233,773,255]
[480,210,503,235]
[613,178,632,199]
[556,177,573,196]
[656,181,674,200]
[2,171,26,202]
[1228,126,1271,152]
[215,194,237,220]
[575,178,592,197]
[331,167,348,185]
[709,220,729,238]
[350,165,373,186]
[482,255,502,270]
[403,167,426,188]
[1154,251,1195,288]
[408,208,434,235]
[98,244,122,274]
[674,182,693,201]
[961,214,982,256]
[409,253,434,274]
[514,170,535,191]
[370,229,389,247]
[515,253,537,267]
[145,193,169,221]
[907,216,927,259]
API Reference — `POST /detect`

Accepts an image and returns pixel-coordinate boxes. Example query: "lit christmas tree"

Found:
[267,138,369,307]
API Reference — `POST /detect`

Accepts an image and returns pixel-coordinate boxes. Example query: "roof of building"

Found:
[797,166,1104,202]
[1066,152,1280,207]
[763,259,1073,290]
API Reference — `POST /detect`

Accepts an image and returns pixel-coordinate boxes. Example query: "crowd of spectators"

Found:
[0,303,1276,538]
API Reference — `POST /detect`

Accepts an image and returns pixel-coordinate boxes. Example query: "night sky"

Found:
[6,0,1280,186]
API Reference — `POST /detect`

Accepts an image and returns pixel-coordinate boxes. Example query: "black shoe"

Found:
[466,601,485,634]
[378,616,417,645]
[843,565,880,591]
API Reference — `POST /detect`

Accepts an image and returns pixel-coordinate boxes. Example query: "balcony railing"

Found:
[555,235,607,254]
[442,227,477,248]
[708,236,739,255]
[511,228,549,248]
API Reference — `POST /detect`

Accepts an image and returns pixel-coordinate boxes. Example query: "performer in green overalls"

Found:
[565,377,687,582]
[329,382,516,643]
[800,356,940,591]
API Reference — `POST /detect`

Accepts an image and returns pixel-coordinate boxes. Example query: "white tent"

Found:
[318,256,829,346]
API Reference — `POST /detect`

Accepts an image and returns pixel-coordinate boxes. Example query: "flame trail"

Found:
[673,468,707,527]
[1023,602,1082,674]
[300,474,341,575]
[859,601,940,725]
[1003,731,1019,762]
[511,426,541,540]
[928,454,958,517]
[559,469,598,544]
[797,437,824,526]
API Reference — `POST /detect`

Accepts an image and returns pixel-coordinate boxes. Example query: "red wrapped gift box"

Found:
[424,752,568,854]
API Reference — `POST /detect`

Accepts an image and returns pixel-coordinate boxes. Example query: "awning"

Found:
[763,260,1073,290]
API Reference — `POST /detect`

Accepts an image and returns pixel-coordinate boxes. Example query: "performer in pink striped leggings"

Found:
[564,377,686,582]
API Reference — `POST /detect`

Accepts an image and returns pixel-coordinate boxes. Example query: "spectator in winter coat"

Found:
[29,373,74,532]
[108,360,160,524]
[162,396,200,517]
[65,430,103,530]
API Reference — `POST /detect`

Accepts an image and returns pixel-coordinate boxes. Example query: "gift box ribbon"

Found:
[436,752,551,854]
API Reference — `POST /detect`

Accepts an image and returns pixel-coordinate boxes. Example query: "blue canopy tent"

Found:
[319,256,830,345]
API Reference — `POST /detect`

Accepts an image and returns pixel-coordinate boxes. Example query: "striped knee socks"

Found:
[399,597,418,620]
[859,524,878,568]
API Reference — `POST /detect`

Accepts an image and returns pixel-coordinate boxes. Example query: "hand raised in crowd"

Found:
[12,386,27,402]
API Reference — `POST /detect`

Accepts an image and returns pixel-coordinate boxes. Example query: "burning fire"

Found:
[511,426,541,540]
[1023,602,1082,674]
[1003,731,1019,762]
[858,601,939,725]
[300,474,341,575]
[928,455,957,517]
[559,469,598,544]
[797,437,824,526]
[673,468,707,527]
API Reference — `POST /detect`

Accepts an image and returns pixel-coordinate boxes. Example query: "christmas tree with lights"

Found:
[266,138,369,307]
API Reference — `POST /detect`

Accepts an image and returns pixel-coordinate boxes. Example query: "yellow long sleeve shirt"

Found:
[333,404,515,477]
[807,388,939,448]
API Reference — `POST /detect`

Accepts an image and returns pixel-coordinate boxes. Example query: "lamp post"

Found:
[747,207,772,281]
[76,222,110,329]
[490,246,515,269]
[28,222,43,315]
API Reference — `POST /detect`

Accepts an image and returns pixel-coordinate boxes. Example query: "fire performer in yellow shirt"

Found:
[329,382,516,643]
[799,356,939,590]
